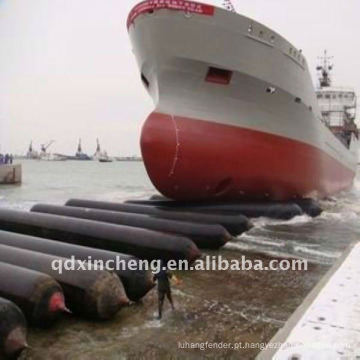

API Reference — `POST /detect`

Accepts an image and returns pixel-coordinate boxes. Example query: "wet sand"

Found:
[23,248,329,360]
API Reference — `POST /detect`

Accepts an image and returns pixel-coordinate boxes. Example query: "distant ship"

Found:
[128,0,359,201]
[93,138,113,162]
[115,156,142,162]
[93,138,102,160]
[26,141,40,160]
[39,140,67,161]
[66,139,92,161]
[25,140,66,161]
[98,152,113,163]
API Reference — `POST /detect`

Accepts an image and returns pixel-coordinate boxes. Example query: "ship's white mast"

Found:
[316,50,333,88]
[222,0,236,12]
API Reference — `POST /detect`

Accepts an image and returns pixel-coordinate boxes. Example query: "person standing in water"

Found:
[154,261,175,319]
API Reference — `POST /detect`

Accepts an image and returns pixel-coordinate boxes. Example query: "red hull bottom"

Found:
[141,112,355,201]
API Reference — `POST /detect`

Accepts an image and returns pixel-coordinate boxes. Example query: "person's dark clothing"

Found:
[154,269,172,293]
[154,268,174,319]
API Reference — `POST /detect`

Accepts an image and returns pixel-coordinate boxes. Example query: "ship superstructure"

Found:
[316,51,358,148]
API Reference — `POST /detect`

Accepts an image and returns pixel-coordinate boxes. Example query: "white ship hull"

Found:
[128,1,358,200]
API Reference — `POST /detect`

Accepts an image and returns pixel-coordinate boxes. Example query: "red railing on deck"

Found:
[127,0,215,29]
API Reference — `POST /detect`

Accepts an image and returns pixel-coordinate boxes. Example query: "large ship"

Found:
[127,0,358,201]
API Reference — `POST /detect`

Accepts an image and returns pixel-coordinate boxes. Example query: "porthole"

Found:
[266,87,276,94]
[248,23,253,33]
[270,35,275,43]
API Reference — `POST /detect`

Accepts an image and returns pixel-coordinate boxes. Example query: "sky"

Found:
[1,0,359,156]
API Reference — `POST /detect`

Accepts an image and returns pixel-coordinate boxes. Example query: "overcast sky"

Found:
[1,0,359,155]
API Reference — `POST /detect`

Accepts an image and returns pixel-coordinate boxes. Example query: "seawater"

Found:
[2,160,359,359]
